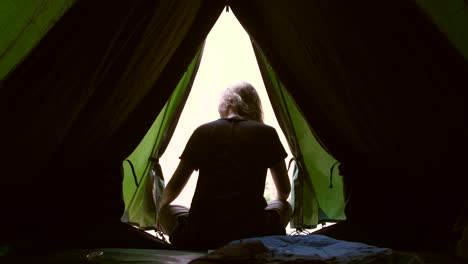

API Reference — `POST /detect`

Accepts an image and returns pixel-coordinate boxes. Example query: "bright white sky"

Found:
[159,11,291,207]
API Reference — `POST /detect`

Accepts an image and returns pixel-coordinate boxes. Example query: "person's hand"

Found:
[156,205,168,233]
[155,218,162,232]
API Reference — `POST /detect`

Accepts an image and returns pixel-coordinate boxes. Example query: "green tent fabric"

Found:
[415,0,468,60]
[1,0,468,257]
[122,47,203,229]
[0,0,76,79]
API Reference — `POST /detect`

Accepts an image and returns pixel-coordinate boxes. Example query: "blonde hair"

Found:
[218,81,264,123]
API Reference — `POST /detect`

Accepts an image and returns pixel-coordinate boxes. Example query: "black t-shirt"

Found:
[180,117,287,235]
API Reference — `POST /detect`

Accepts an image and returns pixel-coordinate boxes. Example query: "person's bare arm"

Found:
[270,160,291,201]
[159,160,195,209]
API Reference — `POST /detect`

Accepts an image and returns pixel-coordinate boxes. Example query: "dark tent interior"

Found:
[1,0,468,262]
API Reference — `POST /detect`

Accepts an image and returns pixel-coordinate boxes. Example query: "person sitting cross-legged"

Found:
[158,81,292,250]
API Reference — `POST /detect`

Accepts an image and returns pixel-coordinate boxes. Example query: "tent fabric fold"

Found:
[414,0,468,61]
[0,0,77,79]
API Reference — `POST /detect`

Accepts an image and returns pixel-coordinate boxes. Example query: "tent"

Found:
[1,0,468,258]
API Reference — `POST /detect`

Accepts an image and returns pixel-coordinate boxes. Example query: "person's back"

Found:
[183,117,287,247]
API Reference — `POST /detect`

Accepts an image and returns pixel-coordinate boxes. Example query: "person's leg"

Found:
[265,200,292,227]
[158,205,189,236]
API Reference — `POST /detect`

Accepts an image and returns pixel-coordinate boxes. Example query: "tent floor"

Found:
[2,243,464,263]
[2,248,206,264]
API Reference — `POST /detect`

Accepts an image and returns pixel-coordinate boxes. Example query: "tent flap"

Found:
[1,0,224,249]
[253,42,345,228]
[122,46,204,229]
[233,0,468,246]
